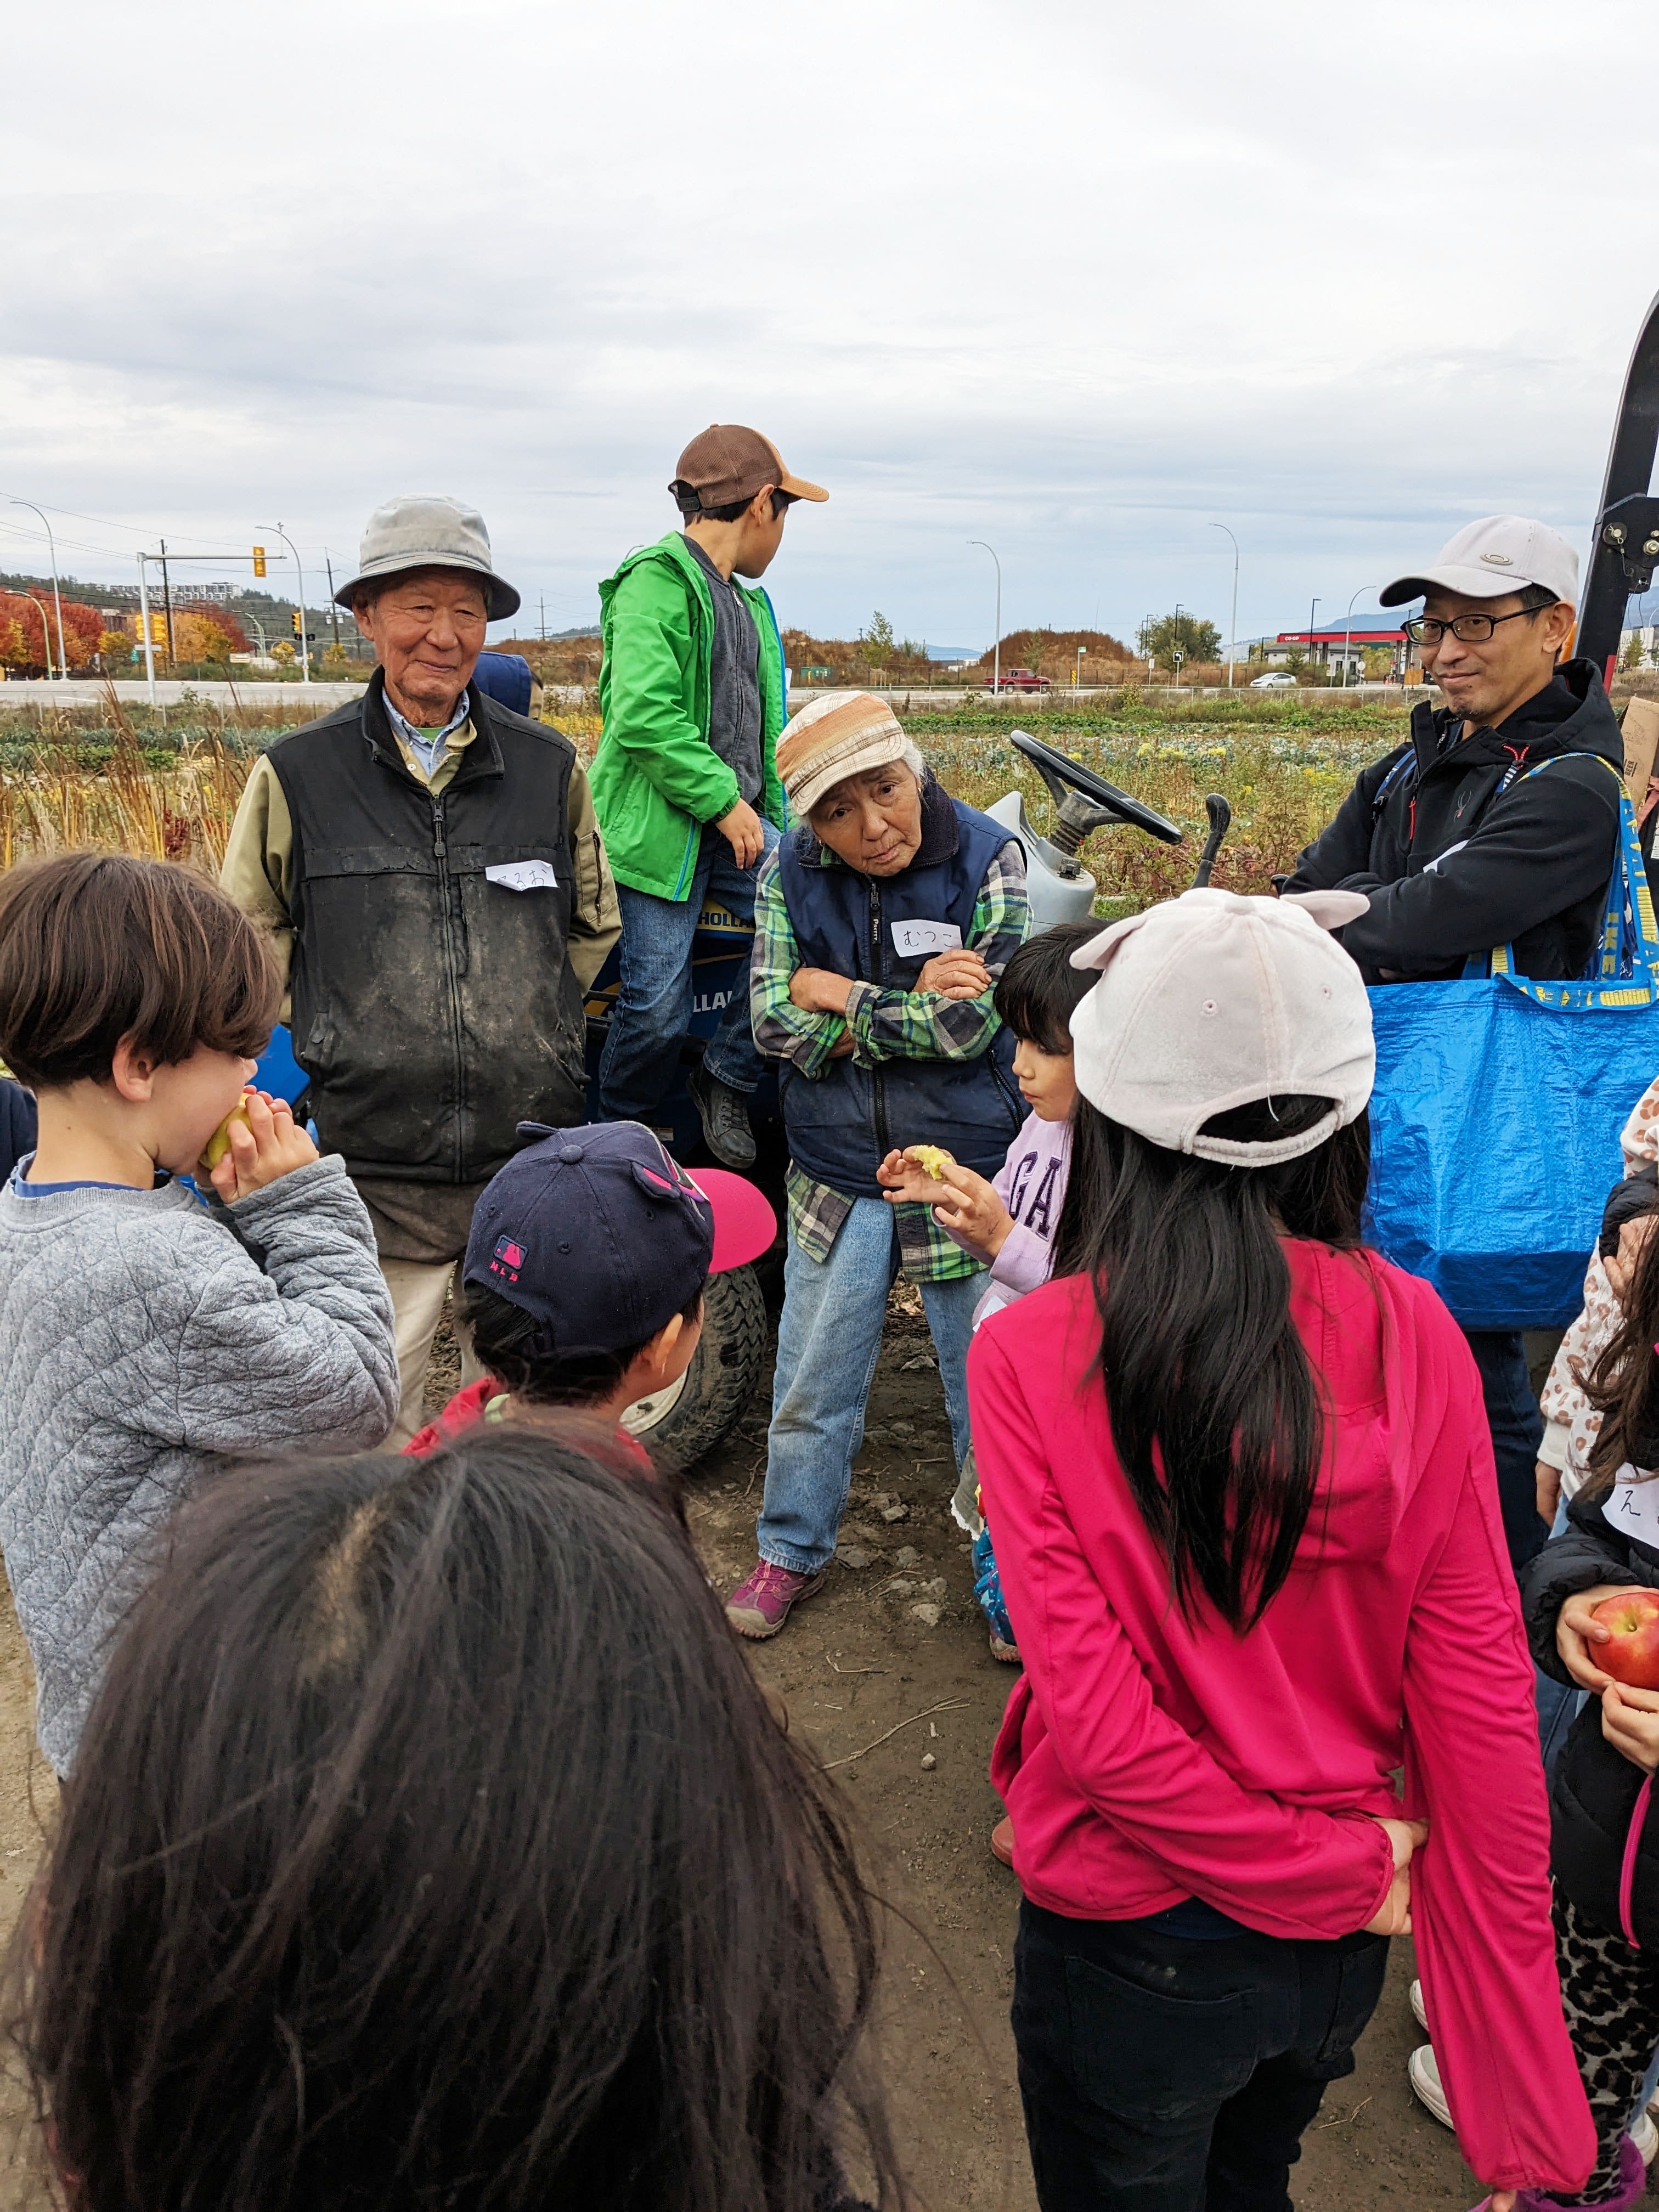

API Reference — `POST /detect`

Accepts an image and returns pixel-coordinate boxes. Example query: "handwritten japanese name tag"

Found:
[485,860,558,893]
[891,918,963,957]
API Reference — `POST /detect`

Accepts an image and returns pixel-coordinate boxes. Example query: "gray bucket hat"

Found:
[334,495,521,622]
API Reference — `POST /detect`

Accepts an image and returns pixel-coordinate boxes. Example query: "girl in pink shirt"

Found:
[968,887,1593,2212]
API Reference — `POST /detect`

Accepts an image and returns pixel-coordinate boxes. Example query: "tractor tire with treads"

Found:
[620,1262,769,1475]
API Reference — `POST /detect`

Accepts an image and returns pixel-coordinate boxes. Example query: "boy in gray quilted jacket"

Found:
[0,853,399,1775]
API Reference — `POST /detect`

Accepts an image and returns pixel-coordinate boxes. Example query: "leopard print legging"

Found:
[1553,1889,1659,2202]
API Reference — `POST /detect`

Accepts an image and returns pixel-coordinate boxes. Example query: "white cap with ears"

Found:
[1067,888,1376,1165]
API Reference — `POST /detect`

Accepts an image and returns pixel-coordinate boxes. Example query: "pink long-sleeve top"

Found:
[969,1239,1594,2198]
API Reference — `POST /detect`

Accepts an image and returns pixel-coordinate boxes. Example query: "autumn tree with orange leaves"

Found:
[0,593,105,672]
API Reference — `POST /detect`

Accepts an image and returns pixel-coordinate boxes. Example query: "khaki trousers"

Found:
[380,1255,487,1450]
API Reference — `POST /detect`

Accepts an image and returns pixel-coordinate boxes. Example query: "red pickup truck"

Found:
[983,666,1051,692]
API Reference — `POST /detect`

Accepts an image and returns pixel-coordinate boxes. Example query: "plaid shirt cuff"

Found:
[785,1166,990,1282]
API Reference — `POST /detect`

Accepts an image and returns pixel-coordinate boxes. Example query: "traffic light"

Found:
[252,545,266,578]
[291,611,303,637]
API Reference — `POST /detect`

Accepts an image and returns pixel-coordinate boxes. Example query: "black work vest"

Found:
[776,784,1022,1198]
[269,674,586,1184]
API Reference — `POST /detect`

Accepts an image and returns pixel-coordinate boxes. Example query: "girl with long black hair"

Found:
[967,887,1594,2212]
[7,1425,904,2212]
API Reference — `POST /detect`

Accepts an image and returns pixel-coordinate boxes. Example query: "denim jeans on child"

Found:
[755,1198,983,1575]
[597,819,780,1122]
[1012,1899,1389,2212]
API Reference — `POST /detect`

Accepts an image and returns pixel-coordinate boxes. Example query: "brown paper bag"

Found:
[1623,696,1659,806]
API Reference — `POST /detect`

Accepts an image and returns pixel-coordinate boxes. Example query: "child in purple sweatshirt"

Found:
[879,922,1099,1663]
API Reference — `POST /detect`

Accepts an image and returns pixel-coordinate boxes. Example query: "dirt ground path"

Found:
[0,1297,1484,2208]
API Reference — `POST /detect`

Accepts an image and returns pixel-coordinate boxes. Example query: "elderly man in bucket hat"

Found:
[221,496,620,1443]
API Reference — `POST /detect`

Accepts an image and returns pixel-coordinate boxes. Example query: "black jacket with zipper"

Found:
[1523,1486,1659,1946]
[267,673,588,1184]
[1285,659,1622,983]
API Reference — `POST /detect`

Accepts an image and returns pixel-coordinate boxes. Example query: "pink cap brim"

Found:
[685,1168,778,1272]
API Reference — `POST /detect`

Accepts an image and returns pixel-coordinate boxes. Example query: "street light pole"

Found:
[160,538,174,670]
[1342,585,1379,690]
[259,523,310,684]
[969,541,1001,696]
[324,551,342,657]
[1209,523,1240,687]
[1308,597,1322,676]
[13,589,55,679]
[137,554,157,705]
[9,499,67,679]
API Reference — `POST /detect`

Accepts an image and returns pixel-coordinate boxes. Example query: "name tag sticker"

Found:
[1603,1466,1659,1545]
[891,918,963,957]
[486,860,558,892]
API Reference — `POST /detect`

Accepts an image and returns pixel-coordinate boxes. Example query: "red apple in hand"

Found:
[1592,1593,1659,1690]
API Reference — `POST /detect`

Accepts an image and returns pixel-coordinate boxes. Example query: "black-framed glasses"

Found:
[1402,607,1542,646]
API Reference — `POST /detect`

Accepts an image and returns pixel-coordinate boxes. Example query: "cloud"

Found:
[1,0,1654,644]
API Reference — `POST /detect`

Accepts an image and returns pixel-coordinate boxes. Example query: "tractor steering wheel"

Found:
[1010,729,1184,846]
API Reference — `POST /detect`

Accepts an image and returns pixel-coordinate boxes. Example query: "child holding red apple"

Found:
[1519,1208,1659,2210]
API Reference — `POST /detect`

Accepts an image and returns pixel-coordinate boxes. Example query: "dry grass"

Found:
[894,710,1393,912]
[0,691,1387,914]
[0,698,256,873]
[0,690,605,876]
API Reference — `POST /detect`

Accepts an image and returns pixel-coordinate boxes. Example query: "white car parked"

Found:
[1250,670,1297,689]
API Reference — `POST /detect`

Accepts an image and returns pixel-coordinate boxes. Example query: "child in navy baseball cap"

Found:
[405,1121,776,1460]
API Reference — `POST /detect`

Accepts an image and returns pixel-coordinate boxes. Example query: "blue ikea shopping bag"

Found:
[1365,761,1659,1331]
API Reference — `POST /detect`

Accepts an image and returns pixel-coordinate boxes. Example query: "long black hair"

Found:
[1051,1093,1372,1630]
[8,1427,904,2212]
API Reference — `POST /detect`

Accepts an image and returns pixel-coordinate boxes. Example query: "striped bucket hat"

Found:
[775,691,917,815]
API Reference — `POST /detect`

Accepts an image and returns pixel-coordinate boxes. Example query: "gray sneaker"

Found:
[689,1063,757,1168]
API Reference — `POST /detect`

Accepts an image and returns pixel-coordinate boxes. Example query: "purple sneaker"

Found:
[1469,2131,1645,2210]
[726,1559,826,1640]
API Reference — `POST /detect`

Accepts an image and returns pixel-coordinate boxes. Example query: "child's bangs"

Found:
[992,919,1103,1054]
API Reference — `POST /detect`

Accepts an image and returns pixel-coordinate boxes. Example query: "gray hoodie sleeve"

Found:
[171,1156,398,1453]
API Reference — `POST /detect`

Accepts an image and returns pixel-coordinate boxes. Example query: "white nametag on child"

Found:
[891,918,963,957]
[1602,1465,1659,1545]
[486,860,558,892]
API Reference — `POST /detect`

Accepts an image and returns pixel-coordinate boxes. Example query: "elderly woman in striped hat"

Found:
[725,692,1030,1639]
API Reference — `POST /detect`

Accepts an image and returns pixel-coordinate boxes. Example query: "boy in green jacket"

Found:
[592,425,826,1165]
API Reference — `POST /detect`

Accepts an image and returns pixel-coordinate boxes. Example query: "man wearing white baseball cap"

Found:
[1286,515,1624,1570]
[1288,516,1620,989]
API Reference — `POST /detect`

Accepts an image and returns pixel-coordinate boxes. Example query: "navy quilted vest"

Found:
[776,782,1022,1199]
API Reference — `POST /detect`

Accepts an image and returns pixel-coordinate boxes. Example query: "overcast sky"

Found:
[2,0,1656,651]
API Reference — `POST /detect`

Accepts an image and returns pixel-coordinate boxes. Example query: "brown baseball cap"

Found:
[670,424,828,513]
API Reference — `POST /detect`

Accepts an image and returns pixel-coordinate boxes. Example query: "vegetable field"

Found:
[0,689,1410,912]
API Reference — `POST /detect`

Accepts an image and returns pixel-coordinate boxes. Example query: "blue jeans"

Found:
[597,818,780,1121]
[1463,1328,1548,1572]
[757,1198,983,1574]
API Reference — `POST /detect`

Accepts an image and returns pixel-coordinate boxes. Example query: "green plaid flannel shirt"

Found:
[749,835,1030,1279]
